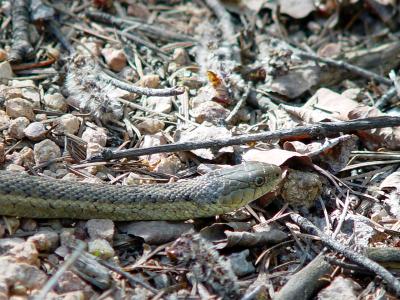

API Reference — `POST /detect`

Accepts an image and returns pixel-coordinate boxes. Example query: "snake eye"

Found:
[255,176,265,187]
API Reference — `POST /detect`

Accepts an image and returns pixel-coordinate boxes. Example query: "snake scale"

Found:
[0,162,282,221]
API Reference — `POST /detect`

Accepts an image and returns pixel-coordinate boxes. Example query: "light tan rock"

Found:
[54,114,80,134]
[101,48,127,72]
[43,93,68,112]
[8,117,30,139]
[5,98,34,120]
[33,139,61,165]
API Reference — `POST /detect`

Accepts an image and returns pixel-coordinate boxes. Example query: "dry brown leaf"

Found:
[303,88,360,120]
[243,148,312,167]
[284,135,357,173]
[266,66,320,98]
[281,104,334,123]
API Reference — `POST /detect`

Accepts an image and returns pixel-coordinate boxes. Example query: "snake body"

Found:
[0,162,281,221]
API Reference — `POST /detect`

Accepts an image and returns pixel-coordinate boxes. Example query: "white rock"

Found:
[137,118,165,134]
[54,114,80,134]
[33,139,61,165]
[23,122,46,141]
[5,98,34,120]
[147,96,172,114]
[81,127,107,146]
[11,80,35,88]
[8,117,30,139]
[139,133,167,164]
[43,93,68,112]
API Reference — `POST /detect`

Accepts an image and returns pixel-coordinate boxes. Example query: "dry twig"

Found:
[88,116,400,161]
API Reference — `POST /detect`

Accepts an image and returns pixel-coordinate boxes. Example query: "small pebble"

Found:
[43,93,68,112]
[147,96,172,114]
[19,147,35,166]
[137,118,165,134]
[86,219,115,242]
[33,139,61,165]
[86,142,103,160]
[20,219,37,231]
[228,250,255,277]
[5,98,35,120]
[23,122,47,141]
[191,101,230,124]
[88,239,115,259]
[101,48,127,72]
[154,155,182,175]
[0,238,39,265]
[172,48,190,66]
[138,74,160,88]
[27,230,59,252]
[55,271,93,295]
[61,173,80,182]
[54,114,80,134]
[8,117,30,139]
[81,127,107,146]
[0,257,47,291]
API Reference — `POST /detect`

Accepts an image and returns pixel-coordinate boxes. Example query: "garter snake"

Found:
[0,162,281,221]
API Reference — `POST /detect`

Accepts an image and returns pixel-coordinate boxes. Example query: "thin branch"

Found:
[9,0,34,62]
[375,86,397,110]
[87,116,400,162]
[296,51,392,86]
[86,10,197,42]
[99,70,185,97]
[290,213,400,296]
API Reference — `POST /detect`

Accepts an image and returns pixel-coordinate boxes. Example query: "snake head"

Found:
[213,162,282,211]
